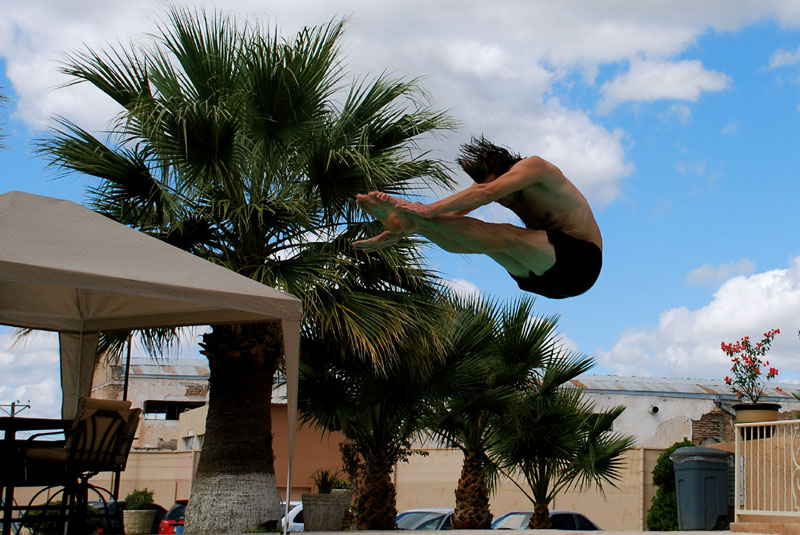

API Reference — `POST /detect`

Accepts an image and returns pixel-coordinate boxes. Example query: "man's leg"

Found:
[357,193,556,277]
[419,215,555,277]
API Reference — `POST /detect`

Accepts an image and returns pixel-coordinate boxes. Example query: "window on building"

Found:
[143,400,205,420]
[181,434,205,451]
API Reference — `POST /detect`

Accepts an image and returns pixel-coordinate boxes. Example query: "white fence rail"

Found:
[735,419,800,520]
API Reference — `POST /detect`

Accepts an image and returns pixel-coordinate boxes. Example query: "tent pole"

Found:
[113,335,133,500]
[122,335,132,401]
[75,322,84,417]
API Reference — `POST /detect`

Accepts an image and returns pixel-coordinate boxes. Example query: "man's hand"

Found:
[394,200,437,218]
[353,230,404,252]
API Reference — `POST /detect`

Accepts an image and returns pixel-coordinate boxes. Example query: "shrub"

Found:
[646,438,693,530]
[124,488,154,510]
[311,468,349,493]
[24,501,103,535]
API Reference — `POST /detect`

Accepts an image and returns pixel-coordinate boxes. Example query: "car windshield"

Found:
[492,512,530,529]
[550,513,576,530]
[164,502,187,521]
[575,514,599,530]
[396,511,447,530]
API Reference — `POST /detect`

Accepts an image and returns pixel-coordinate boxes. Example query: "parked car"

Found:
[158,499,188,534]
[88,499,167,534]
[492,510,602,530]
[396,508,454,530]
[281,502,305,532]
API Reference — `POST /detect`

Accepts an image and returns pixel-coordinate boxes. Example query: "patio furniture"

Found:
[0,416,71,535]
[0,398,140,535]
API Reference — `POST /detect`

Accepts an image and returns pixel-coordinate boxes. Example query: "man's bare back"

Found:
[475,156,602,249]
[355,137,602,299]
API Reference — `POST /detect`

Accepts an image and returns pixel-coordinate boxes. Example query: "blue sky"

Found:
[3,1,800,417]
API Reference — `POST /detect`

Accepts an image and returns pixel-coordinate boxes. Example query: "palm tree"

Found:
[426,294,561,529]
[298,317,455,530]
[491,352,635,529]
[36,7,455,533]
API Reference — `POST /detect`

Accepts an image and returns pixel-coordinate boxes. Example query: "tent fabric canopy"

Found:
[0,190,302,495]
[0,191,301,333]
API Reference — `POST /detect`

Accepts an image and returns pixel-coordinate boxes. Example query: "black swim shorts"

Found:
[508,229,602,299]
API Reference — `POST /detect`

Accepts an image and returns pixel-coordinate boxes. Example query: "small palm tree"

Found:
[36,7,455,533]
[426,294,561,529]
[492,352,635,529]
[299,316,454,530]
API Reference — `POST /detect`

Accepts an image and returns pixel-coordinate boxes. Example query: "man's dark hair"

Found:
[456,136,522,182]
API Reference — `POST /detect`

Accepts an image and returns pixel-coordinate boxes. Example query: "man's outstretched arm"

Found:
[398,156,551,217]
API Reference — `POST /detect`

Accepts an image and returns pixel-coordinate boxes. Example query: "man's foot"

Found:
[356,192,418,234]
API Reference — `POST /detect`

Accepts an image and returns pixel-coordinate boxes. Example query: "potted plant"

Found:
[722,328,783,430]
[122,488,155,535]
[302,469,352,531]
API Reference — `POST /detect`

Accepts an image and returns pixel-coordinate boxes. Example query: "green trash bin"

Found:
[670,446,731,530]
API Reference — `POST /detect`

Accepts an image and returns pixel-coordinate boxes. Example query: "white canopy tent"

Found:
[0,190,302,500]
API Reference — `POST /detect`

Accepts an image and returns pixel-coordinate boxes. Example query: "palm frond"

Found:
[58,44,151,110]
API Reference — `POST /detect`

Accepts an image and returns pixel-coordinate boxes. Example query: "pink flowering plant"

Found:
[722,328,782,403]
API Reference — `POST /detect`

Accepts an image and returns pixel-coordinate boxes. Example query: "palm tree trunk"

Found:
[354,451,396,530]
[527,503,551,529]
[452,451,491,528]
[184,322,284,534]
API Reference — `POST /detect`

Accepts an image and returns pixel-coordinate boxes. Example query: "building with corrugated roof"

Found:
[91,357,210,451]
[569,374,800,448]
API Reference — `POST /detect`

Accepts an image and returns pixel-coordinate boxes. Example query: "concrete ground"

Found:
[288,531,754,535]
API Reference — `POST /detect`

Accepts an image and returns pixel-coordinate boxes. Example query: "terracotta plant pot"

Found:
[302,490,353,531]
[733,402,781,440]
[123,509,155,535]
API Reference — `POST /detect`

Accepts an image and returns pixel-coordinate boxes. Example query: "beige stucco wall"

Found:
[90,450,199,506]
[13,404,346,509]
[13,451,198,509]
[16,441,657,530]
[394,447,661,531]
[585,392,709,448]
[173,404,347,499]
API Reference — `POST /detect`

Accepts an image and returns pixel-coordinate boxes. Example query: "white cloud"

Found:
[442,278,481,298]
[0,328,62,418]
[0,0,163,129]
[0,325,207,419]
[769,46,800,68]
[556,333,580,356]
[722,121,740,134]
[474,203,523,225]
[438,40,521,82]
[598,59,731,113]
[416,101,634,207]
[598,257,800,381]
[660,103,692,125]
[9,0,789,209]
[675,160,708,175]
[518,105,634,207]
[686,258,757,286]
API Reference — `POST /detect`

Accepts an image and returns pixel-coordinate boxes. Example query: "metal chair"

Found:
[16,398,141,534]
